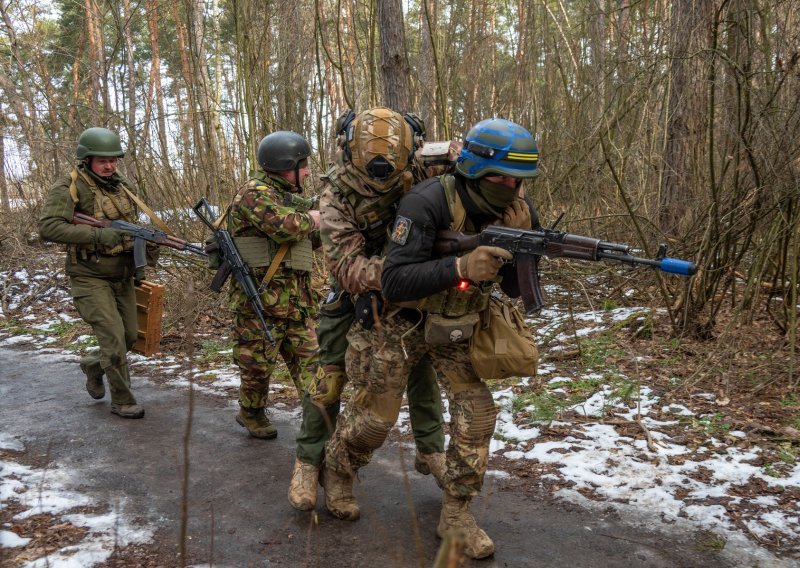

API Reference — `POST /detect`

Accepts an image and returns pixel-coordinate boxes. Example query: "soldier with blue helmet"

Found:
[323,118,541,559]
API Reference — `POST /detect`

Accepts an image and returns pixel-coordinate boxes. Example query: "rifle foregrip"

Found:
[660,258,697,276]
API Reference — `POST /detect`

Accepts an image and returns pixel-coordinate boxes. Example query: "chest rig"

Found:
[416,175,493,317]
[324,166,405,257]
[230,175,314,273]
[68,168,136,259]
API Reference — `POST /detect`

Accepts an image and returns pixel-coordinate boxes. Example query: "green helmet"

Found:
[76,128,125,160]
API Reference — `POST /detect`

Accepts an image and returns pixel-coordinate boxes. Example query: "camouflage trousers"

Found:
[295,308,445,466]
[233,312,319,409]
[325,310,497,499]
[71,275,138,406]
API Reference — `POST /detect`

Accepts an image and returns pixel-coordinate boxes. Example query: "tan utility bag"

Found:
[470,296,538,380]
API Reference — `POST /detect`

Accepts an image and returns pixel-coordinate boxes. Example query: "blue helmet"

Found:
[455,118,539,179]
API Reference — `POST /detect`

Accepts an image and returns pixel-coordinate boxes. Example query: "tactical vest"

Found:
[68,167,136,259]
[323,166,405,257]
[230,176,314,273]
[416,175,492,317]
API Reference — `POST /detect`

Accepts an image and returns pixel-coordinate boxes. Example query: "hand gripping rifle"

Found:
[435,215,697,315]
[192,198,275,345]
[72,212,207,268]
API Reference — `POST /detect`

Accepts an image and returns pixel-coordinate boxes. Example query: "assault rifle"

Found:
[435,217,697,315]
[192,198,275,345]
[72,212,207,268]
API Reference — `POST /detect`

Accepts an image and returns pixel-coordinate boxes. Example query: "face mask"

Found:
[477,178,519,210]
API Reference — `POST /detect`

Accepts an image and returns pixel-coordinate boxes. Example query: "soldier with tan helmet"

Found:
[38,127,147,419]
[326,118,542,559]
[288,107,454,511]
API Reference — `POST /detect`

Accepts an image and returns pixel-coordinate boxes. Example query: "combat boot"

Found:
[437,493,495,559]
[110,404,145,419]
[80,363,105,400]
[288,459,320,511]
[236,406,278,439]
[414,450,446,478]
[322,464,360,521]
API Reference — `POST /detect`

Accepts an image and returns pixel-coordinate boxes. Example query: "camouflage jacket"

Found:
[228,171,319,320]
[320,142,460,296]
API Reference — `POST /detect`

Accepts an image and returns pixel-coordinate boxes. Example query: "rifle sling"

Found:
[260,243,290,288]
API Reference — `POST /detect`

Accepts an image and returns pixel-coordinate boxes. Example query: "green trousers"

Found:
[295,307,445,466]
[71,275,138,405]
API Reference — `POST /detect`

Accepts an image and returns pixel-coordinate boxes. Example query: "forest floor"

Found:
[1,244,798,567]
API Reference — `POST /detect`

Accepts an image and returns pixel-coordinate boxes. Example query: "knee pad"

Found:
[454,388,497,445]
[349,411,392,453]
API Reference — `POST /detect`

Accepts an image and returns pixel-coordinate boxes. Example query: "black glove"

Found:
[354,291,383,331]
[134,267,146,286]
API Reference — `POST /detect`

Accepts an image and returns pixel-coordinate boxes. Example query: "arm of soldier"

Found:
[381,189,461,303]
[239,187,318,243]
[319,185,383,295]
[38,180,96,245]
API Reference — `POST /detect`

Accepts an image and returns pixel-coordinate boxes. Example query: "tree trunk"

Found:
[377,0,410,112]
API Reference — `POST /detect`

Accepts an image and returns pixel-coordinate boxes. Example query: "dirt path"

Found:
[0,345,742,567]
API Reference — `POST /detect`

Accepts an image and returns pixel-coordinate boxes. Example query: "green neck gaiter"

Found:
[465,178,519,217]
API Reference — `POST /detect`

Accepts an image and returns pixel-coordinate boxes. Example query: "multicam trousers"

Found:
[325,310,497,499]
[233,312,319,409]
[294,306,445,466]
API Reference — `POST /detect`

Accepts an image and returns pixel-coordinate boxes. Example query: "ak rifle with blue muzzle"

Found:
[435,214,697,315]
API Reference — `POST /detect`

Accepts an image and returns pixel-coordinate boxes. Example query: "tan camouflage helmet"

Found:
[342,107,414,192]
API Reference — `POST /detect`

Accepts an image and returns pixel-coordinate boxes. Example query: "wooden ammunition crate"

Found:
[133,281,164,356]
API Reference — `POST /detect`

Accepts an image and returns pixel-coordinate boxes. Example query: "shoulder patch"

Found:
[390,215,413,245]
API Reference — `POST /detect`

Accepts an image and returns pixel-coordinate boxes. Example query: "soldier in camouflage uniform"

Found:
[39,127,147,419]
[325,119,540,559]
[288,107,460,511]
[228,131,321,440]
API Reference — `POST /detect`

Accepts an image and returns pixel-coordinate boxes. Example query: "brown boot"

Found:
[288,459,320,511]
[437,493,494,559]
[322,464,360,521]
[414,450,445,478]
[80,363,105,400]
[110,404,145,419]
[236,406,277,439]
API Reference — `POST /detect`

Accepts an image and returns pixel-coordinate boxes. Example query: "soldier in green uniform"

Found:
[39,127,146,419]
[324,118,541,559]
[228,131,321,440]
[288,108,457,511]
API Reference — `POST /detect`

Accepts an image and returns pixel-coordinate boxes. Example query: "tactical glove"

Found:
[311,366,347,407]
[95,227,129,247]
[501,198,532,230]
[458,246,513,282]
[134,267,146,286]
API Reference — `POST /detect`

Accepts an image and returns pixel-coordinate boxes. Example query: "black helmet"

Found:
[257,131,311,172]
[76,127,125,160]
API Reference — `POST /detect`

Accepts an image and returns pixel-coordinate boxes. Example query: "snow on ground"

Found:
[0,267,798,566]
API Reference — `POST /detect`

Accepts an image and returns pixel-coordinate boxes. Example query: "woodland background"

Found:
[0,0,798,395]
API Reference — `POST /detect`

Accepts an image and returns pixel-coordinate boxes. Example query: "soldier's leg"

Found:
[233,313,284,438]
[290,304,352,510]
[71,276,137,408]
[324,315,425,520]
[431,343,498,559]
[407,355,446,480]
